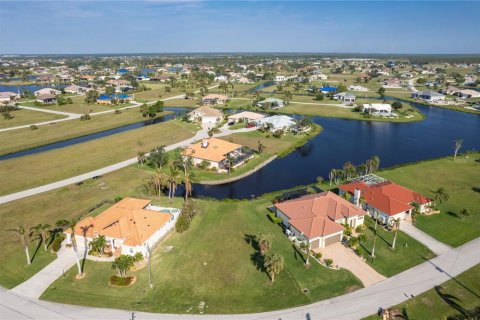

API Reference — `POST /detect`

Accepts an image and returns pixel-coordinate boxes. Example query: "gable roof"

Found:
[70,197,172,247]
[257,115,295,128]
[202,94,228,101]
[275,191,366,238]
[339,180,432,216]
[182,137,242,163]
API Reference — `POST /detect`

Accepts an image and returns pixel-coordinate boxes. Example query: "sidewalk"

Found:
[400,220,451,255]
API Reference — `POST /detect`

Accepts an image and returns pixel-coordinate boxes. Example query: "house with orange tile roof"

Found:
[65,197,180,257]
[182,137,253,171]
[339,179,432,226]
[273,191,367,249]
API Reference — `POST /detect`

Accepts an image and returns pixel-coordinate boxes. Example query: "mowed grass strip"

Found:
[0,109,67,129]
[379,154,480,247]
[41,198,362,313]
[363,264,480,320]
[0,109,172,155]
[0,119,198,195]
[0,166,152,288]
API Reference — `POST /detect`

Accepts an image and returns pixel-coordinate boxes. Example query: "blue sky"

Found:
[0,1,479,54]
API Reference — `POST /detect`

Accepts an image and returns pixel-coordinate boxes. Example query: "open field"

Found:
[22,95,121,113]
[0,109,172,155]
[363,264,480,320]
[41,197,363,314]
[357,217,435,277]
[0,119,198,195]
[0,109,67,128]
[379,154,480,247]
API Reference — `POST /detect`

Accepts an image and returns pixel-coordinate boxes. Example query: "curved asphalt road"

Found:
[1,237,479,320]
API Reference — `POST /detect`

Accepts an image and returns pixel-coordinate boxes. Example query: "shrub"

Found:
[114,109,122,114]
[30,124,38,130]
[109,275,134,287]
[314,252,322,260]
[114,196,123,203]
[51,233,66,253]
[80,113,91,121]
[324,258,333,267]
[268,212,283,224]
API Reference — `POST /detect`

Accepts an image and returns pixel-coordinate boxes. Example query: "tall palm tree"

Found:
[256,233,271,256]
[167,166,180,202]
[30,223,51,251]
[391,218,401,250]
[56,217,83,277]
[183,170,196,201]
[432,187,449,208]
[153,169,165,198]
[264,251,284,283]
[7,226,31,265]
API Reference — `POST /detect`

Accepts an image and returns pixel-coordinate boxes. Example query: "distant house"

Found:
[257,97,286,109]
[458,89,480,99]
[333,92,356,102]
[188,106,223,124]
[116,68,129,75]
[214,75,228,82]
[339,177,433,226]
[362,103,392,116]
[273,191,367,249]
[64,84,90,94]
[96,93,131,105]
[274,75,287,82]
[441,85,461,95]
[201,94,229,106]
[0,91,20,103]
[150,75,171,82]
[136,75,150,81]
[348,85,368,92]
[309,74,328,81]
[411,90,445,103]
[256,115,296,132]
[382,78,402,88]
[227,111,265,124]
[36,93,57,104]
[66,197,179,257]
[33,88,61,96]
[319,86,337,93]
[182,138,253,171]
[107,79,133,92]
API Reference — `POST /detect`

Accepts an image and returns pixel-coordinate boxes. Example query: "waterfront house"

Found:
[0,91,20,104]
[188,106,223,124]
[201,94,229,106]
[66,197,179,257]
[36,93,57,104]
[257,97,286,109]
[274,191,367,249]
[227,111,265,124]
[33,88,61,96]
[319,86,337,94]
[182,137,253,171]
[256,115,296,132]
[333,92,356,103]
[64,84,90,94]
[458,89,480,99]
[411,90,445,103]
[381,78,402,88]
[348,85,368,92]
[339,176,433,226]
[361,103,392,116]
[96,93,131,105]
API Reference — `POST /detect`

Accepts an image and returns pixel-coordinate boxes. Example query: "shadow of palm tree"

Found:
[250,251,266,272]
[30,239,43,263]
[292,244,307,264]
[435,286,467,316]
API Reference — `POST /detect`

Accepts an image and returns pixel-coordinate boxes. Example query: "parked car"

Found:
[246,122,256,128]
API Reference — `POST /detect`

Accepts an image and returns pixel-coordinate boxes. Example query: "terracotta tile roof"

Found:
[71,198,172,247]
[182,137,242,163]
[275,191,366,238]
[339,181,432,216]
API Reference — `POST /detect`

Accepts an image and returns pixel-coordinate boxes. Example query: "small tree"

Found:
[89,235,107,255]
[378,87,385,96]
[459,208,470,220]
[433,187,449,208]
[264,251,284,283]
[8,226,31,265]
[147,146,169,169]
[112,254,135,278]
[256,233,271,256]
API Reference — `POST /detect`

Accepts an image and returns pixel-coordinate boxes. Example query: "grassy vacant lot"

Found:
[0,119,198,195]
[41,197,362,314]
[0,109,67,128]
[0,110,172,155]
[363,264,480,320]
[0,166,152,288]
[379,154,480,247]
[22,95,118,113]
[358,217,435,277]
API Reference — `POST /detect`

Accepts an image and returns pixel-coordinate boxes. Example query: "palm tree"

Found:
[167,166,180,202]
[264,251,284,283]
[256,233,271,256]
[56,217,83,277]
[341,192,351,201]
[257,141,265,154]
[432,187,449,208]
[329,169,336,186]
[453,139,463,161]
[8,226,31,265]
[226,154,234,175]
[391,218,401,250]
[183,170,196,201]
[30,223,51,251]
[153,169,165,198]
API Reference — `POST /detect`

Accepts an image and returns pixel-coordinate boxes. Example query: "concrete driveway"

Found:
[319,243,386,287]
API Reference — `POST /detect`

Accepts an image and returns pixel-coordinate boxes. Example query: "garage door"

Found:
[310,239,320,249]
[324,233,342,246]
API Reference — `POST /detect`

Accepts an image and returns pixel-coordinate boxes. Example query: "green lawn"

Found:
[363,264,480,320]
[0,109,172,156]
[357,217,435,277]
[379,154,480,247]
[41,197,362,314]
[0,109,67,129]
[0,119,198,195]
[22,95,119,113]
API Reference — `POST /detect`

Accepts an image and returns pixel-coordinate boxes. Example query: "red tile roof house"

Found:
[273,191,367,249]
[338,181,433,227]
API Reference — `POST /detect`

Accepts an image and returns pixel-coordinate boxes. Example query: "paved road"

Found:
[400,220,452,255]
[407,79,418,92]
[0,122,255,205]
[1,236,479,320]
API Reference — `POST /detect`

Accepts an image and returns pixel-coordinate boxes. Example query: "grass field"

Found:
[40,197,362,314]
[22,95,120,113]
[363,264,480,320]
[0,119,198,195]
[379,154,480,247]
[0,109,172,156]
[357,217,435,277]
[0,109,67,128]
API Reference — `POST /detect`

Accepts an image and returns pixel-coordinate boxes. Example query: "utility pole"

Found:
[372,216,378,259]
[147,243,153,289]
